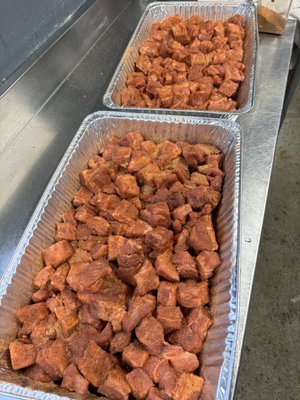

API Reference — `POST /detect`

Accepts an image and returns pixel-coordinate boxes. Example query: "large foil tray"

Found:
[0,111,241,399]
[103,0,257,117]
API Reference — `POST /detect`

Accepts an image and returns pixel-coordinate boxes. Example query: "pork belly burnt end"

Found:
[10,131,225,398]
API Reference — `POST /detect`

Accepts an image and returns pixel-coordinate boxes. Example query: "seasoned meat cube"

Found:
[112,200,139,223]
[30,313,57,345]
[73,186,93,207]
[49,263,69,291]
[219,79,239,97]
[85,216,110,236]
[122,86,146,108]
[134,259,160,295]
[120,130,144,148]
[127,72,146,89]
[173,373,204,400]
[174,228,189,253]
[9,340,37,370]
[162,344,199,373]
[108,235,126,261]
[140,140,157,155]
[67,325,104,363]
[155,250,179,282]
[91,243,108,259]
[177,280,209,308]
[143,355,165,383]
[157,281,178,306]
[189,52,207,66]
[150,187,169,204]
[136,163,161,185]
[168,191,185,213]
[61,208,77,225]
[141,203,171,228]
[74,204,97,223]
[80,166,111,194]
[199,40,214,54]
[136,54,152,74]
[147,387,164,400]
[156,305,183,333]
[32,288,50,303]
[17,302,49,336]
[140,184,156,201]
[54,304,79,337]
[94,297,126,332]
[24,364,52,383]
[139,39,160,57]
[171,22,190,45]
[75,223,93,240]
[77,340,116,386]
[92,192,121,212]
[172,251,198,279]
[128,150,152,172]
[98,322,113,347]
[110,146,132,168]
[62,364,89,395]
[110,331,132,354]
[101,136,121,159]
[68,248,92,264]
[55,222,76,241]
[78,303,100,327]
[156,360,178,397]
[153,171,177,190]
[156,86,173,108]
[225,65,245,82]
[170,307,212,354]
[189,215,218,252]
[208,96,237,111]
[34,265,55,288]
[67,260,112,293]
[99,368,132,400]
[122,340,149,368]
[190,172,209,186]
[172,82,190,104]
[123,294,156,332]
[117,240,144,285]
[43,240,74,267]
[172,204,192,224]
[126,368,153,400]
[188,65,204,81]
[36,339,68,379]
[135,316,164,355]
[157,140,181,162]
[182,144,206,168]
[227,48,244,62]
[124,220,152,238]
[115,174,140,199]
[196,250,221,280]
[145,227,173,252]
[186,186,221,210]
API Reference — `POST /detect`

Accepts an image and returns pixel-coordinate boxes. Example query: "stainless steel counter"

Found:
[0,0,296,398]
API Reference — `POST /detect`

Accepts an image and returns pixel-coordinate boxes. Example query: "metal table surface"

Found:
[0,1,296,398]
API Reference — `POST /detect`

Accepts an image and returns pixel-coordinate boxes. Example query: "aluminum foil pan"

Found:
[0,111,241,400]
[103,0,257,118]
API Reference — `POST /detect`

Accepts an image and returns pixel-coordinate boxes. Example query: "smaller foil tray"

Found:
[103,0,258,117]
[0,111,241,400]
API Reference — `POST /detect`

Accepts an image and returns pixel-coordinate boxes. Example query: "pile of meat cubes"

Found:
[9,131,224,399]
[121,15,246,112]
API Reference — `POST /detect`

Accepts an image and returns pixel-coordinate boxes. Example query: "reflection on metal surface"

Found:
[0,112,241,400]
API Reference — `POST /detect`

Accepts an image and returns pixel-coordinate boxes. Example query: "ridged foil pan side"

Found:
[0,111,241,400]
[102,0,257,118]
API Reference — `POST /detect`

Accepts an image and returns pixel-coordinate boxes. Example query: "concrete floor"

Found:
[235,84,300,399]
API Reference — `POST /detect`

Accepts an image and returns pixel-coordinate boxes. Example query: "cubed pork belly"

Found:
[135,316,164,355]
[155,250,180,282]
[61,364,89,395]
[173,373,204,400]
[9,340,37,370]
[43,240,74,267]
[157,281,178,306]
[77,340,116,386]
[189,215,219,252]
[172,251,198,279]
[134,259,160,295]
[156,305,183,333]
[145,227,174,252]
[126,368,153,400]
[123,294,156,333]
[110,331,132,354]
[115,174,140,198]
[177,280,209,308]
[17,302,49,336]
[36,339,68,380]
[196,250,221,280]
[99,368,132,400]
[122,340,149,368]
